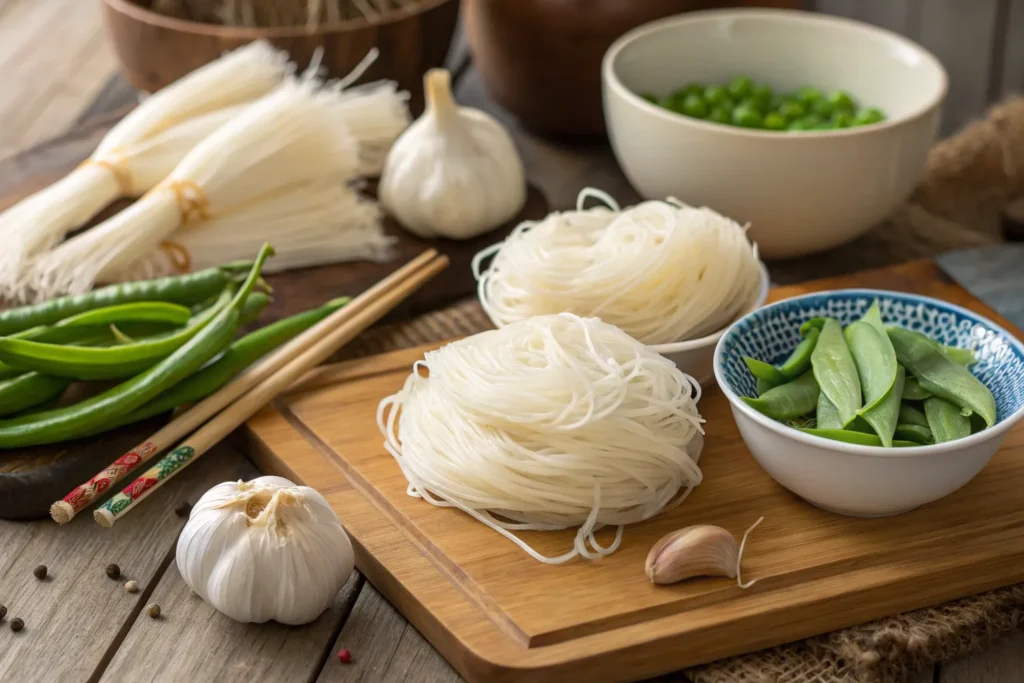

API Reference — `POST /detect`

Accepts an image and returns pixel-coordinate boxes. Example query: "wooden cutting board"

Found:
[242,259,1024,683]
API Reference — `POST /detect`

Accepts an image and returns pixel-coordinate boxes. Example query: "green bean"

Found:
[887,327,996,427]
[0,288,237,380]
[51,302,192,328]
[743,356,786,387]
[800,317,826,337]
[898,403,929,427]
[780,327,819,378]
[109,292,270,345]
[902,376,933,401]
[94,297,350,434]
[798,428,918,447]
[893,424,934,444]
[0,245,273,449]
[742,370,818,420]
[816,392,842,429]
[0,266,247,337]
[0,373,71,417]
[811,318,861,426]
[923,396,972,444]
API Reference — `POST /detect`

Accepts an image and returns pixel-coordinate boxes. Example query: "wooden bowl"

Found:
[463,0,803,137]
[101,0,459,112]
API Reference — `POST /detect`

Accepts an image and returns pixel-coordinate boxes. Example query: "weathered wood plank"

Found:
[317,581,460,683]
[940,633,1024,682]
[100,450,363,683]
[0,442,250,682]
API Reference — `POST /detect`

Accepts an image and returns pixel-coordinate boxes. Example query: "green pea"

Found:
[763,112,787,130]
[924,396,972,443]
[742,370,819,420]
[828,90,856,112]
[831,111,854,128]
[788,115,823,131]
[780,327,819,379]
[750,84,773,110]
[707,106,731,124]
[902,376,933,401]
[732,105,762,128]
[768,93,786,111]
[704,85,732,107]
[898,403,929,427]
[777,100,806,122]
[797,86,823,105]
[854,107,886,126]
[682,93,708,118]
[684,83,705,98]
[640,92,658,104]
[812,98,834,118]
[811,318,862,427]
[728,75,754,100]
[657,96,676,111]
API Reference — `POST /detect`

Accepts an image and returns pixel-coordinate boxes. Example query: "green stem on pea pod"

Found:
[779,326,819,379]
[811,318,862,427]
[0,245,273,449]
[743,356,786,389]
[0,287,239,381]
[902,376,933,401]
[923,396,973,444]
[817,392,843,430]
[0,373,72,418]
[89,297,350,436]
[887,327,997,427]
[898,402,929,427]
[797,428,919,448]
[894,423,934,445]
[0,266,244,337]
[742,370,819,420]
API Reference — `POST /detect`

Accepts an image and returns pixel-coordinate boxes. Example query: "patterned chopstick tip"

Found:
[50,441,160,524]
[94,446,196,528]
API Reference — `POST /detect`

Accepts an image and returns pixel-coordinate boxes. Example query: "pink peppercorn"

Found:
[337,649,352,664]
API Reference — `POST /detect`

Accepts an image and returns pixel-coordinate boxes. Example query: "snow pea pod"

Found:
[924,396,972,443]
[845,320,897,412]
[0,288,236,380]
[894,423,933,444]
[744,356,786,388]
[816,392,842,429]
[811,318,861,426]
[798,428,919,447]
[0,266,246,337]
[898,403,929,427]
[800,317,826,337]
[742,370,819,420]
[756,377,776,396]
[887,327,996,427]
[0,245,273,449]
[780,327,819,379]
[936,344,976,367]
[902,376,933,401]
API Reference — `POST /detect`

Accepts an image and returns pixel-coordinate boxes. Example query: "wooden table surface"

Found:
[0,2,1022,681]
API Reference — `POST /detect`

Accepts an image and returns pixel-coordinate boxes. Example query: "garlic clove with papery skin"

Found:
[379,68,527,240]
[645,518,764,589]
[176,476,354,625]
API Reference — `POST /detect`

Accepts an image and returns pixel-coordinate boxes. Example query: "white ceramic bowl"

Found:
[602,9,948,259]
[714,289,1024,517]
[650,261,769,385]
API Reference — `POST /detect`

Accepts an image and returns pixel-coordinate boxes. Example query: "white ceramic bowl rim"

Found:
[650,261,770,353]
[713,288,1024,459]
[602,8,949,140]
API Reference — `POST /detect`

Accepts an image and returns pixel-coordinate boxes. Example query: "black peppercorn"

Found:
[174,501,192,517]
[33,565,47,580]
[10,617,23,632]
[105,563,121,580]
[0,604,6,620]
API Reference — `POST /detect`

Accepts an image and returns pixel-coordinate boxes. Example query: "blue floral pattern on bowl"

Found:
[715,289,1024,424]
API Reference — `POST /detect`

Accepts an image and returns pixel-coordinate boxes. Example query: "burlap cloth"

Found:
[340,98,1024,683]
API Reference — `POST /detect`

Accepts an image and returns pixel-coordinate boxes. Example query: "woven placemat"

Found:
[334,98,1024,683]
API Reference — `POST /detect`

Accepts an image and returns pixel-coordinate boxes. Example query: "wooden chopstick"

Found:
[51,249,442,524]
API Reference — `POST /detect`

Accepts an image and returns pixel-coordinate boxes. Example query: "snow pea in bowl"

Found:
[713,289,1024,517]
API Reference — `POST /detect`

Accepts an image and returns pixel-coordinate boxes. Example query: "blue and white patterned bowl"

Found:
[713,289,1024,517]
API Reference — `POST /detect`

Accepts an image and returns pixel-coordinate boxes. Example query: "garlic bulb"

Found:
[379,68,527,239]
[176,476,354,625]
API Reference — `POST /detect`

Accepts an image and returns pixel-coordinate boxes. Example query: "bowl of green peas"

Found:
[602,8,948,259]
[713,289,1024,518]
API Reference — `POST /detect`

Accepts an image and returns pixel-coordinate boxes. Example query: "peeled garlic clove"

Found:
[645,525,738,585]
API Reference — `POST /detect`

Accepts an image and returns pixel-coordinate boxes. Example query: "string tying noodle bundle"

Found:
[473,188,762,345]
[377,313,705,564]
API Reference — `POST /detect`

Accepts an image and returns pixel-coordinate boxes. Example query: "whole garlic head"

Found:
[176,476,354,625]
[379,68,527,239]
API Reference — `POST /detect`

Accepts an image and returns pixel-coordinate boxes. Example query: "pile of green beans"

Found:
[741,301,997,447]
[0,246,352,449]
[641,76,886,131]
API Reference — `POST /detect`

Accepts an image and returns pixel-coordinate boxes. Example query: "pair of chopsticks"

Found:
[50,249,448,527]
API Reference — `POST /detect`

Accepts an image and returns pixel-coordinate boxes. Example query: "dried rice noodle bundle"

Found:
[474,188,762,345]
[378,313,705,564]
[28,78,371,299]
[0,41,290,301]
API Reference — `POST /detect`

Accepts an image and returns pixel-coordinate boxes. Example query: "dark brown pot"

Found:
[463,0,805,137]
[102,0,460,113]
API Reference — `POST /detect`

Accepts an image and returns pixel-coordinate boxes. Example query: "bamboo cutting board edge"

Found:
[243,260,1024,683]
